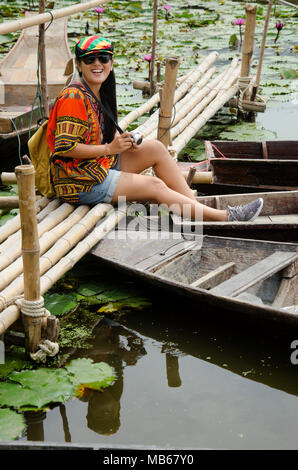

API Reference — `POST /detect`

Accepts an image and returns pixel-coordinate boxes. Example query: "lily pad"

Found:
[44,292,78,316]
[0,409,25,441]
[66,358,116,391]
[98,297,152,313]
[8,368,76,409]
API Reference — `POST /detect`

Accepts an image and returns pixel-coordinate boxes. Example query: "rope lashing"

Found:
[15,296,49,318]
[237,76,255,113]
[237,76,266,112]
[14,296,59,362]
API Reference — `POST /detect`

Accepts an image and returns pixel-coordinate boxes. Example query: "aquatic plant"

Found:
[234,18,245,45]
[274,21,284,43]
[94,7,105,33]
[162,4,172,21]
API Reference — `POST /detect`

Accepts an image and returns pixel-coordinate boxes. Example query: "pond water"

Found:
[0,0,298,449]
[20,300,298,449]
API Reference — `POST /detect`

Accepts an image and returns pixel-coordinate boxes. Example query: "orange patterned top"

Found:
[47,82,119,203]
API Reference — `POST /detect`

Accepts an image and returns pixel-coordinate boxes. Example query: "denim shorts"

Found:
[78,157,121,205]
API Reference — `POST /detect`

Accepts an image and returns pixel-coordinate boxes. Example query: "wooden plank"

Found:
[210,251,298,298]
[210,159,298,189]
[190,261,235,289]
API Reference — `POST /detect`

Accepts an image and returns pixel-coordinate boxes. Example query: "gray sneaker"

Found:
[228,198,263,222]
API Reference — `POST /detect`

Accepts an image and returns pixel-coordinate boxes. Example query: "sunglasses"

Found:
[81,54,112,65]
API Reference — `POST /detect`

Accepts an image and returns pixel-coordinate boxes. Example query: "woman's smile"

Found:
[80,57,113,92]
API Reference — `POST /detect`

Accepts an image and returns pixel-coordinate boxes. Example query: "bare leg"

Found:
[120,139,197,201]
[112,172,228,222]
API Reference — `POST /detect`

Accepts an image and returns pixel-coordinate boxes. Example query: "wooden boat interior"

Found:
[0,12,73,134]
[171,190,298,233]
[92,232,298,322]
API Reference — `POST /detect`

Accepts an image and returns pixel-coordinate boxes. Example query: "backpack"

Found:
[27,120,55,199]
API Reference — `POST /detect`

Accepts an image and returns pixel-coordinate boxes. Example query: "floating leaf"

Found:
[0,409,25,441]
[98,297,152,313]
[8,368,76,409]
[0,381,43,410]
[66,358,116,391]
[280,68,298,79]
[44,292,78,316]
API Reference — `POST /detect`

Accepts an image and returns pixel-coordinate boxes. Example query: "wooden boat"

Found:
[91,231,298,329]
[178,140,298,193]
[0,13,73,168]
[171,190,298,243]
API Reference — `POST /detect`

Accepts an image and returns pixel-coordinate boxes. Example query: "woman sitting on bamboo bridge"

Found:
[47,35,263,223]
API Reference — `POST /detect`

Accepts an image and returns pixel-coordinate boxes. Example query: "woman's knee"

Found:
[146,175,168,198]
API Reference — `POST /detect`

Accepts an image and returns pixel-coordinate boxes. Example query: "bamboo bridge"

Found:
[0,1,271,360]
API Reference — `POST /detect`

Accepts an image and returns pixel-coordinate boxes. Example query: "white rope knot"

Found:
[16,296,46,318]
[30,340,59,363]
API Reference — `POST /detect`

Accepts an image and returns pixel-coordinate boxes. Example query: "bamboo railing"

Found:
[0,0,110,35]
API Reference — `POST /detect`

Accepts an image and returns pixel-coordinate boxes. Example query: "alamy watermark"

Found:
[0,340,4,364]
[95,196,204,250]
[290,340,298,365]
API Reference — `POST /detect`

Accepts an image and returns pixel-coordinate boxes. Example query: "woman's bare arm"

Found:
[62,131,137,159]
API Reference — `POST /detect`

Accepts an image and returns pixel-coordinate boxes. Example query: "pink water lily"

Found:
[94,7,105,14]
[162,4,172,20]
[94,7,105,32]
[274,22,284,43]
[234,18,245,45]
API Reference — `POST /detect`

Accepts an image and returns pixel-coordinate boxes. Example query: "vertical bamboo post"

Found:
[150,0,158,97]
[39,0,49,118]
[15,165,42,354]
[157,56,180,148]
[251,0,273,101]
[240,4,257,79]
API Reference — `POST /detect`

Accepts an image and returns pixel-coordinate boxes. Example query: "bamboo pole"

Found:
[118,69,195,131]
[240,4,257,98]
[38,0,49,118]
[0,172,17,185]
[0,202,74,269]
[0,196,23,209]
[0,0,111,35]
[144,67,217,140]
[0,197,50,244]
[0,203,113,312]
[15,165,42,353]
[181,170,213,184]
[251,0,273,101]
[136,52,219,138]
[170,63,240,140]
[0,205,89,291]
[145,67,221,141]
[172,83,238,154]
[157,56,180,148]
[0,207,125,335]
[150,0,158,97]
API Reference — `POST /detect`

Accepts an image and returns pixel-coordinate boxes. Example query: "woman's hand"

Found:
[106,131,138,154]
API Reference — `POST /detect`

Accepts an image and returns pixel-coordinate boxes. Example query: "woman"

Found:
[47,35,263,222]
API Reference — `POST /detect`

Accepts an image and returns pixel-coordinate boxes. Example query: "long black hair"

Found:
[99,68,118,144]
[75,55,118,144]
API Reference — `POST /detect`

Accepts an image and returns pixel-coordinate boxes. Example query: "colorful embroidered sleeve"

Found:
[47,87,90,158]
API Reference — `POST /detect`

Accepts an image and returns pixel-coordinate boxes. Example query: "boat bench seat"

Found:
[210,251,298,298]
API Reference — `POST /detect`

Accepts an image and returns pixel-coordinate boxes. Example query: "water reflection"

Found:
[23,304,298,446]
[73,318,147,437]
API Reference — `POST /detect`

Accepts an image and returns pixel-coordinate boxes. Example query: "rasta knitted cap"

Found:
[75,36,114,58]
